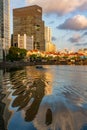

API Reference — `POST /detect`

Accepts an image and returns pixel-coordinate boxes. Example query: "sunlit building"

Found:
[45,26,56,52]
[13,5,45,51]
[49,43,56,52]
[0,0,10,61]
[18,34,34,50]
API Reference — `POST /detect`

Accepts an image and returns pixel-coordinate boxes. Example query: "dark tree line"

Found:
[6,47,27,61]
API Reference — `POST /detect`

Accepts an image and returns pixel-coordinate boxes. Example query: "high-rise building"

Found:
[45,26,56,52]
[13,5,45,51]
[0,0,10,61]
[18,34,34,50]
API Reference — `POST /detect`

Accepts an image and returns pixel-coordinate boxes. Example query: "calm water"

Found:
[0,65,87,130]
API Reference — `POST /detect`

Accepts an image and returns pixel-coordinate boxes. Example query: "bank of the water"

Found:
[0,60,87,69]
[0,61,62,68]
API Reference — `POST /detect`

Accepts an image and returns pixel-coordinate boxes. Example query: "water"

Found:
[0,65,87,130]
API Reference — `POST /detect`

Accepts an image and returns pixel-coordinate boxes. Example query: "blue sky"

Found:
[10,0,87,51]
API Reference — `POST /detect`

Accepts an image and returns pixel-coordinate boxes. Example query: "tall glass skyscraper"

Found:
[0,0,10,61]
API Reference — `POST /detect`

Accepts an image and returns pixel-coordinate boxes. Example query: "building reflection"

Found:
[0,69,12,130]
[11,78,45,121]
[25,66,53,94]
[10,66,53,122]
[45,108,52,126]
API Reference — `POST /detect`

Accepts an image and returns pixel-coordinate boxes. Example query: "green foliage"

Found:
[46,56,53,61]
[55,56,60,61]
[30,54,37,59]
[6,47,27,61]
[29,54,42,62]
[62,56,68,59]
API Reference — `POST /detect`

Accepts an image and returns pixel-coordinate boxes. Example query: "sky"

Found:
[10,0,87,51]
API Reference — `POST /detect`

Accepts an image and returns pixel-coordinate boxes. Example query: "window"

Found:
[35,25,40,31]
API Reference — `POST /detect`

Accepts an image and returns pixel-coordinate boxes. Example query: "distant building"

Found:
[0,0,10,61]
[45,26,56,52]
[78,48,87,55]
[13,5,45,51]
[49,43,56,52]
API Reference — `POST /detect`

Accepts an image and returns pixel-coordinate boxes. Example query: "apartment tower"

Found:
[13,5,45,51]
[0,0,10,61]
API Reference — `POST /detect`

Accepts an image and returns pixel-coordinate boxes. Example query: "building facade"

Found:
[13,5,45,51]
[45,26,56,52]
[0,0,10,61]
[18,34,33,50]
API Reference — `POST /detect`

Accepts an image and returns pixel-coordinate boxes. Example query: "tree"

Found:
[29,54,37,62]
[19,48,27,60]
[6,47,27,61]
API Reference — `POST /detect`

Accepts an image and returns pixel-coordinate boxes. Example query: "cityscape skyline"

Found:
[10,0,87,51]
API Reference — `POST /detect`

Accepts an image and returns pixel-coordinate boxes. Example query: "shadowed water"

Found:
[0,65,87,130]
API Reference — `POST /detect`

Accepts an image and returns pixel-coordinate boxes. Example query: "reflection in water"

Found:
[45,108,52,126]
[81,124,87,130]
[0,65,87,130]
[0,70,5,130]
[12,78,45,121]
[0,93,6,130]
[33,95,87,130]
[10,67,48,122]
[0,69,12,130]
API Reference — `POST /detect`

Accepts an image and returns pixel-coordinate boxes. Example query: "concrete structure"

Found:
[13,5,45,51]
[18,34,33,50]
[0,0,10,61]
[45,26,56,52]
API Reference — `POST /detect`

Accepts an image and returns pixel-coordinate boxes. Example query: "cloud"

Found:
[52,36,57,41]
[57,15,87,31]
[78,1,87,11]
[75,43,87,46]
[83,32,87,36]
[26,0,87,15]
[69,34,81,43]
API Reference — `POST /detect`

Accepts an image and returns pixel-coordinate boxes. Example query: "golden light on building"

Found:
[45,26,56,52]
[13,5,45,51]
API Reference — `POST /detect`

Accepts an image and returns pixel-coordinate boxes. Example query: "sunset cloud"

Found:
[57,15,87,30]
[26,0,87,15]
[69,34,81,43]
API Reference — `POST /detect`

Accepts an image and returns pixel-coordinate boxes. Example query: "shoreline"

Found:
[0,61,87,69]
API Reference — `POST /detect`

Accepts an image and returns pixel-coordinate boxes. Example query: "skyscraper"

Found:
[13,5,45,51]
[45,26,56,52]
[0,0,10,61]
